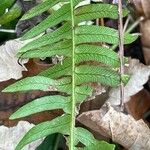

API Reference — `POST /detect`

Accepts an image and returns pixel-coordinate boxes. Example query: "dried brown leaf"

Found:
[131,0,150,18]
[77,103,150,150]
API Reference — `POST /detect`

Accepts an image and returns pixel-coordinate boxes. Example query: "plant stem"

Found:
[118,0,124,110]
[70,0,76,149]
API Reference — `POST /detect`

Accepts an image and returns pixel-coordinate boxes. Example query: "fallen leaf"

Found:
[0,39,29,82]
[126,89,150,121]
[77,102,150,150]
[131,0,150,19]
[0,34,43,82]
[0,121,43,150]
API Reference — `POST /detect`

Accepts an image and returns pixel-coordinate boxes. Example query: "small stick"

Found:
[123,15,131,33]
[118,0,125,110]
[126,16,144,33]
[0,29,16,33]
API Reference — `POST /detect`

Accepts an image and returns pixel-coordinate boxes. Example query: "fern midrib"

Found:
[70,0,76,149]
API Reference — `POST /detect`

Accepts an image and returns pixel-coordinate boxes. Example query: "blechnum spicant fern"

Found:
[3,0,137,149]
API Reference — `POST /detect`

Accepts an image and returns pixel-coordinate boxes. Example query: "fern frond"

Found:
[3,1,138,149]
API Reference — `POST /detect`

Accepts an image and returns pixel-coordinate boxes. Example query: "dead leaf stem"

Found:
[118,0,125,110]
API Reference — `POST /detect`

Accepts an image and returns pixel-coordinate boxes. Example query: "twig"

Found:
[123,15,131,33]
[118,0,124,110]
[126,16,144,33]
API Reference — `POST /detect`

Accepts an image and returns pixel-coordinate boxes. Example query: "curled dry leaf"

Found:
[140,20,150,66]
[0,39,29,82]
[126,88,150,120]
[108,59,150,105]
[140,20,150,48]
[130,0,150,66]
[0,121,43,150]
[77,102,150,150]
[131,0,150,19]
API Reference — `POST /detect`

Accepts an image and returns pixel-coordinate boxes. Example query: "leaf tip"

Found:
[2,88,8,93]
[9,115,16,120]
[2,85,15,93]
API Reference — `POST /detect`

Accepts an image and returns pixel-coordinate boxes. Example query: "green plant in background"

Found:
[0,0,22,42]
[36,133,65,150]
[0,0,22,26]
[3,0,137,149]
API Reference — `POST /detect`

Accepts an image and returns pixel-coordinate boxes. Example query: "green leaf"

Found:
[10,96,71,119]
[21,22,71,48]
[21,0,68,20]
[3,76,70,93]
[74,4,128,23]
[121,74,130,84]
[22,4,71,39]
[15,115,71,150]
[39,58,72,78]
[0,3,22,25]
[83,141,115,150]
[8,1,137,150]
[2,76,58,92]
[75,65,120,87]
[75,25,138,45]
[75,128,115,150]
[75,85,93,103]
[75,93,88,103]
[56,78,72,94]
[75,127,98,146]
[36,133,65,150]
[18,40,72,58]
[0,0,16,15]
[75,85,93,96]
[75,44,120,67]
